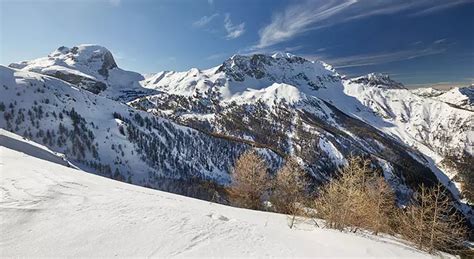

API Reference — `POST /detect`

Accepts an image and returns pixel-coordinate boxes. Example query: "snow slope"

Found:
[0,138,444,258]
[342,77,473,158]
[0,128,73,168]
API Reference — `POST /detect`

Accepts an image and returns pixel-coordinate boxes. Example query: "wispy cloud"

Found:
[224,13,245,39]
[255,0,472,49]
[284,45,304,52]
[193,13,219,28]
[256,0,356,49]
[311,41,448,68]
[433,38,447,44]
[409,0,472,16]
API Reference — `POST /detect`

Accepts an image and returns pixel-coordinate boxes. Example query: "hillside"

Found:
[0,134,447,258]
[0,65,279,199]
[136,52,473,204]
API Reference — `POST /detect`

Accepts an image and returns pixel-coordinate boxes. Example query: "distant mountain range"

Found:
[2,44,472,219]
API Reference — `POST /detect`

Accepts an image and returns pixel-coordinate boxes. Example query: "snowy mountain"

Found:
[136,53,472,202]
[9,44,156,101]
[434,86,474,111]
[2,46,472,217]
[141,53,471,161]
[1,135,446,257]
[0,65,280,199]
[411,85,474,111]
[343,77,473,158]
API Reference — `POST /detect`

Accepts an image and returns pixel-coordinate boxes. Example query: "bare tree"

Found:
[398,183,468,254]
[363,177,397,235]
[315,156,396,234]
[270,157,309,228]
[227,149,270,210]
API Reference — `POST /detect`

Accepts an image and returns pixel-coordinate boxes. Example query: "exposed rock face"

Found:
[52,71,107,94]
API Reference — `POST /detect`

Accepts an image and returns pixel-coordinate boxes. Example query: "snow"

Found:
[0,129,73,168]
[412,86,473,111]
[411,87,446,98]
[339,78,473,157]
[434,86,474,111]
[318,137,346,166]
[225,83,305,106]
[0,135,444,258]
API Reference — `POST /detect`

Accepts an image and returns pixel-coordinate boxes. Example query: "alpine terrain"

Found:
[1,44,473,256]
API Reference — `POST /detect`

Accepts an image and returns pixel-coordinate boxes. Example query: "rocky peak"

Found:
[350,73,405,89]
[215,53,318,82]
[49,44,118,77]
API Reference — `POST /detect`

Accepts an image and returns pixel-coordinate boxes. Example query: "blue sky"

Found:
[1,0,473,88]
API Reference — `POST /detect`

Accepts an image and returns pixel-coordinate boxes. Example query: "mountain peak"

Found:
[225,52,309,64]
[8,44,151,100]
[49,44,118,75]
[216,52,320,83]
[349,73,405,89]
[271,52,296,59]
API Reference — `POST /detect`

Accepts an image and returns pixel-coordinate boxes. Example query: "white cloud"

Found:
[255,0,471,49]
[224,13,245,39]
[193,13,219,28]
[433,38,447,44]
